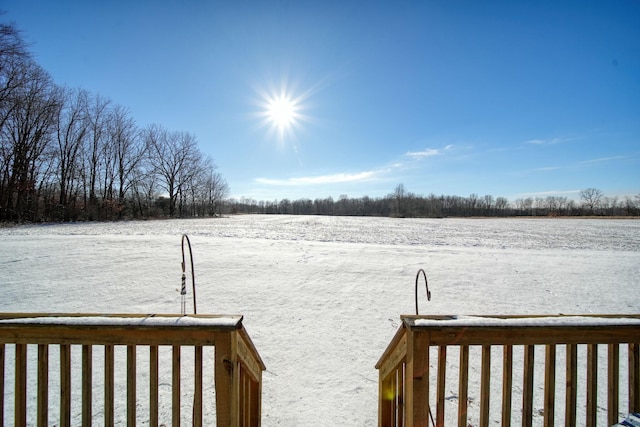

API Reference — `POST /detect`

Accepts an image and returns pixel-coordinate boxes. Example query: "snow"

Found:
[411,315,640,328]
[1,215,639,425]
[0,315,242,328]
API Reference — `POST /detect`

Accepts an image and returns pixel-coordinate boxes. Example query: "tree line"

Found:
[227,185,640,218]
[0,20,228,223]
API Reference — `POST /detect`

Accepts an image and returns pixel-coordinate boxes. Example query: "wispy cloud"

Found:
[516,189,582,198]
[405,144,453,159]
[579,154,632,164]
[530,166,563,172]
[525,137,573,146]
[256,170,381,186]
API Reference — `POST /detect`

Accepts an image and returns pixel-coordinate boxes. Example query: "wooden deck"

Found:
[376,314,640,427]
[0,312,265,426]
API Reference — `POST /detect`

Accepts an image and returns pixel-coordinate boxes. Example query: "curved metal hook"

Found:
[182,234,197,314]
[415,268,431,315]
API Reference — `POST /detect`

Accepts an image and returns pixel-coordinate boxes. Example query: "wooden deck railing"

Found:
[0,312,265,426]
[376,314,640,427]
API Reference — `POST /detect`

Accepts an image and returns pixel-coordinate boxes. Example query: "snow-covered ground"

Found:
[1,215,639,425]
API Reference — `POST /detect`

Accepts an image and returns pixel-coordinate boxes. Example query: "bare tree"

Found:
[83,92,111,217]
[580,188,604,214]
[110,105,142,204]
[0,61,59,221]
[54,87,88,217]
[146,125,200,217]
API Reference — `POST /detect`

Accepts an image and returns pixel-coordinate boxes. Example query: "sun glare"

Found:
[254,79,312,145]
[267,94,297,131]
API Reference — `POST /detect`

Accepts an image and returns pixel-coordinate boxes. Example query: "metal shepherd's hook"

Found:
[181,234,197,315]
[415,268,431,315]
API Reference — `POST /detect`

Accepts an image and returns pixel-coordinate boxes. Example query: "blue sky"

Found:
[4,1,639,201]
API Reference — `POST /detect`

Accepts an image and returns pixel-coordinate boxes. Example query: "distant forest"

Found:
[226,185,640,218]
[0,21,229,223]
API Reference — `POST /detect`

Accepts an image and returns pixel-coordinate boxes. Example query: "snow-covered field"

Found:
[1,215,639,425]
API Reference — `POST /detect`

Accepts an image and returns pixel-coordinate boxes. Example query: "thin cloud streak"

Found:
[256,170,381,186]
[515,189,582,198]
[579,154,634,164]
[405,144,453,159]
[525,138,566,145]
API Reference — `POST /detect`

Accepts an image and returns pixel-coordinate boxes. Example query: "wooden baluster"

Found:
[194,345,203,427]
[0,343,4,426]
[172,345,181,427]
[37,344,49,427]
[565,344,577,427]
[60,344,71,427]
[630,343,640,413]
[105,345,114,426]
[502,345,512,427]
[522,345,534,427]
[586,344,597,427]
[436,346,446,426]
[15,344,27,427]
[480,345,491,427]
[127,345,136,427]
[396,365,404,427]
[458,345,469,427]
[608,344,619,426]
[82,345,92,427]
[544,344,556,427]
[150,345,159,427]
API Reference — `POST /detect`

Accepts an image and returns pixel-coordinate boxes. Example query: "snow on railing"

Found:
[376,314,640,427]
[0,312,265,426]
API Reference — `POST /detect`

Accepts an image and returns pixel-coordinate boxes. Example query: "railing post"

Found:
[215,331,238,427]
[406,328,430,427]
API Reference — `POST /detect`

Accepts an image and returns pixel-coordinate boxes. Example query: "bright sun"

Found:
[255,81,308,145]
[267,94,297,131]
